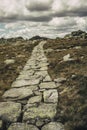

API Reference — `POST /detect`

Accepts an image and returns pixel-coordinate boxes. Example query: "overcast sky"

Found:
[0,0,87,39]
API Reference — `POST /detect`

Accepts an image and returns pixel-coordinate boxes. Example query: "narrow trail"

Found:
[0,41,64,130]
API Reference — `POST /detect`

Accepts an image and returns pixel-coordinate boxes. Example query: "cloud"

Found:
[0,0,87,39]
[26,0,53,11]
[0,0,87,22]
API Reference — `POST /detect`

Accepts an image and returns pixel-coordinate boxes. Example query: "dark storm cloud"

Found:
[0,0,87,22]
[0,0,87,39]
[26,0,53,11]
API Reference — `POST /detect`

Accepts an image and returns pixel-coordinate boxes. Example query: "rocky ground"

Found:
[0,38,87,130]
[44,39,87,130]
[0,40,38,100]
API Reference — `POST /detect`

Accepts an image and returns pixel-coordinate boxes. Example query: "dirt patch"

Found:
[44,39,87,130]
[0,40,38,100]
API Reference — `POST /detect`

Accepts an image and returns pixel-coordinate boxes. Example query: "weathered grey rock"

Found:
[4,59,15,65]
[43,89,58,103]
[42,122,64,130]
[63,54,74,61]
[54,77,66,83]
[3,87,33,101]
[43,75,51,82]
[0,120,2,129]
[0,102,21,122]
[28,95,42,104]
[12,79,40,88]
[23,103,57,121]
[39,82,57,89]
[8,123,39,130]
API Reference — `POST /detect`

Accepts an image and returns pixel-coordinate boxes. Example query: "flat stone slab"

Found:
[3,87,33,101]
[0,102,21,122]
[43,75,51,82]
[12,79,40,88]
[43,89,58,103]
[24,95,42,108]
[39,82,57,89]
[23,103,57,122]
[8,123,39,130]
[42,122,64,130]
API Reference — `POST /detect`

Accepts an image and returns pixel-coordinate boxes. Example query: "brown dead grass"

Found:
[0,40,38,100]
[44,39,87,130]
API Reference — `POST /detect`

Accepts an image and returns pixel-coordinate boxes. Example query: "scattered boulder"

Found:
[63,54,74,61]
[4,59,15,65]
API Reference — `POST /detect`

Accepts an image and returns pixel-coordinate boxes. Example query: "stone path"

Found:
[0,41,64,130]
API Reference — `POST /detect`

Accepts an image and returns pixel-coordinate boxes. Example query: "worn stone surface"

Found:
[3,87,33,101]
[0,102,21,122]
[12,79,40,88]
[43,89,58,103]
[23,103,57,121]
[39,82,57,89]
[42,122,64,130]
[8,123,39,130]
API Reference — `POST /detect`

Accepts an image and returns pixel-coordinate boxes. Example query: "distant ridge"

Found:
[29,35,49,40]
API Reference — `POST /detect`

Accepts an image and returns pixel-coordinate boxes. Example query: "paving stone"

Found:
[28,95,42,104]
[42,122,64,130]
[43,75,51,82]
[0,102,21,122]
[39,82,57,89]
[12,79,40,88]
[23,103,57,122]
[43,89,58,103]
[3,87,33,101]
[8,123,39,130]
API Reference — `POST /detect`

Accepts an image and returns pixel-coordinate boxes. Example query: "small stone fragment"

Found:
[54,78,66,83]
[4,59,15,65]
